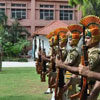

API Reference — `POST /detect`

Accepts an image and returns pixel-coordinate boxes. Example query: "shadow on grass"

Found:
[0,95,49,100]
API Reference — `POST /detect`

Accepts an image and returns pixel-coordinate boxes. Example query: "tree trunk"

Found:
[0,53,2,72]
[0,46,2,72]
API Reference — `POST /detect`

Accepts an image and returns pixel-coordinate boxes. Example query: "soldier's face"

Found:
[85,36,92,46]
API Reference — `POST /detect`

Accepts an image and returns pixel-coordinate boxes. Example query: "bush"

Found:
[2,57,28,62]
[17,58,28,62]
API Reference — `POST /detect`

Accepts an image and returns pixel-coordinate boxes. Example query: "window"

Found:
[40,4,54,20]
[0,3,5,6]
[11,9,26,19]
[40,10,54,20]
[40,5,54,8]
[0,8,5,14]
[60,10,73,20]
[11,4,26,7]
[11,3,26,19]
[60,5,73,8]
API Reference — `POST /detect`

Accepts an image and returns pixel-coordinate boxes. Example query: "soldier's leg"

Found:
[44,72,53,94]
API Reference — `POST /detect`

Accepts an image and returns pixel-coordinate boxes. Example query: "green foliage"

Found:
[2,57,28,62]
[11,39,30,56]
[3,42,13,57]
[3,39,30,57]
[69,0,100,17]
[17,58,28,62]
[0,14,31,59]
[0,13,8,25]
[7,20,29,44]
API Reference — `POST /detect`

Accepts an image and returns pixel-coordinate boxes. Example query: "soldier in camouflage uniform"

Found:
[62,24,83,100]
[79,15,100,100]
[51,27,68,100]
[42,28,68,100]
[56,15,100,100]
[42,32,57,94]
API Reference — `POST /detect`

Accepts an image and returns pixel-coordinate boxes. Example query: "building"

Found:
[0,0,82,36]
[0,0,82,59]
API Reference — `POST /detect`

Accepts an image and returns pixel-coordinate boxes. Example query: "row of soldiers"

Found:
[36,15,100,100]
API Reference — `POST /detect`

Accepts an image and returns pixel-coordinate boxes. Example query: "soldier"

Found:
[51,28,68,100]
[56,15,100,100]
[42,32,56,94]
[61,24,83,100]
[42,32,61,96]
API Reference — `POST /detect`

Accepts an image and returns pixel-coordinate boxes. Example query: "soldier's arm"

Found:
[79,64,100,81]
[88,81,100,100]
[87,71,100,81]
[41,55,51,62]
[61,63,79,74]
[56,58,79,74]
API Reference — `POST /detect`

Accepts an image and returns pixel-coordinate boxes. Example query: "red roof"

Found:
[32,20,68,36]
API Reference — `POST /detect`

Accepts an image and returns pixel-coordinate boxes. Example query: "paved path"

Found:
[2,61,36,67]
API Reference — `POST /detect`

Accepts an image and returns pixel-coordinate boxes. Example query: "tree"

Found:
[69,0,100,17]
[8,20,29,44]
[3,20,30,57]
[0,14,31,60]
[0,13,8,25]
[0,25,5,71]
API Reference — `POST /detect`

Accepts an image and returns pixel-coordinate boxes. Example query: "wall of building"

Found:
[0,0,82,35]
[0,0,31,34]
[34,0,82,31]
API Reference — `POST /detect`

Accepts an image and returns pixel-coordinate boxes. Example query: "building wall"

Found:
[0,0,31,34]
[34,0,82,33]
[0,0,82,36]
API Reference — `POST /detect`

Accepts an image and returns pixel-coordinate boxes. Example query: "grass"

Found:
[0,67,51,100]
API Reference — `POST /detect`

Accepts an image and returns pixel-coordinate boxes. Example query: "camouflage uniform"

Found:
[64,47,81,100]
[80,15,100,99]
[61,47,68,62]
[52,27,68,100]
[63,24,83,100]
[88,46,100,73]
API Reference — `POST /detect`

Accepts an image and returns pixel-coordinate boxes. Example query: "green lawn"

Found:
[0,67,51,100]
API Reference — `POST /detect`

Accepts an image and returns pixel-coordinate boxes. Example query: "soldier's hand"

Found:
[55,58,62,68]
[78,64,89,77]
[50,56,55,61]
[41,55,45,59]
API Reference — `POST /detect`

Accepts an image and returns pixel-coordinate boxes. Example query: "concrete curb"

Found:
[2,61,36,67]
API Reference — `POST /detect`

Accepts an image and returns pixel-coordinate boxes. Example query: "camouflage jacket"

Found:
[88,47,100,72]
[61,47,68,62]
[64,47,81,67]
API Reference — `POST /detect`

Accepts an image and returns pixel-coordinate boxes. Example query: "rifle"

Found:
[55,34,65,100]
[70,26,88,100]
[80,26,88,100]
[40,40,47,82]
[48,38,56,89]
[51,38,56,73]
[36,38,42,74]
